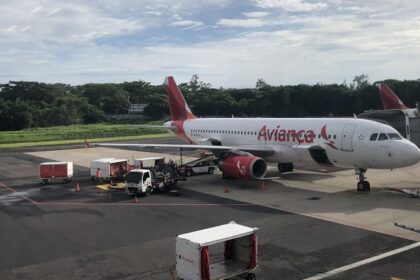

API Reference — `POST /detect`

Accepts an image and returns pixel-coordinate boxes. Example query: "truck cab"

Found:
[125,169,152,196]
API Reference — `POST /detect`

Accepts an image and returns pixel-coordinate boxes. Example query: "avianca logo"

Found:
[258,125,315,144]
[257,124,338,149]
[321,125,338,149]
[237,161,247,176]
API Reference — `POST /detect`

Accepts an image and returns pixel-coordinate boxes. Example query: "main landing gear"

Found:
[356,168,370,191]
[278,163,294,173]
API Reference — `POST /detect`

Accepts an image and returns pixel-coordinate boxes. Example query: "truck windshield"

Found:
[125,172,142,183]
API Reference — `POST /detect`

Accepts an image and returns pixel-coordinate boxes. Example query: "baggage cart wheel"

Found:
[246,273,256,280]
[40,179,49,185]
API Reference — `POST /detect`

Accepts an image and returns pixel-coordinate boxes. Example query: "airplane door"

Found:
[341,124,356,152]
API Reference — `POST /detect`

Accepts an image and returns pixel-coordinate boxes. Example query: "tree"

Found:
[352,74,369,89]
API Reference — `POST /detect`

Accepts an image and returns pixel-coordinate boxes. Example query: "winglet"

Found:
[165,76,196,121]
[377,83,409,110]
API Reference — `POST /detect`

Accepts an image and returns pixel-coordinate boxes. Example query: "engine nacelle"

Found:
[218,156,267,179]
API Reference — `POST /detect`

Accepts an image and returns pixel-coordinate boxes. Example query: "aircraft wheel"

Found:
[357,181,365,191]
[363,181,371,191]
[357,181,370,191]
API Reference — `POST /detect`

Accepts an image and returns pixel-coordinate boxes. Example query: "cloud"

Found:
[242,12,270,18]
[253,0,328,12]
[21,25,31,32]
[1,1,420,88]
[47,7,62,17]
[30,6,43,14]
[0,2,144,45]
[218,18,266,28]
[171,20,204,30]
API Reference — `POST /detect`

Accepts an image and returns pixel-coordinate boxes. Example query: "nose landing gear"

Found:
[356,168,370,191]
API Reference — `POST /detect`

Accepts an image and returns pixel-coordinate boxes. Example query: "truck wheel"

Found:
[208,168,214,174]
[145,186,151,196]
[186,170,192,177]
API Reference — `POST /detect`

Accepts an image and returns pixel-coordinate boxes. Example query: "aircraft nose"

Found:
[403,141,420,165]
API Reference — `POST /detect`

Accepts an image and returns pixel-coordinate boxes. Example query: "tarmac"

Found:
[1,137,419,279]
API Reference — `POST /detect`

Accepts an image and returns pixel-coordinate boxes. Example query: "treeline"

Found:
[0,74,420,131]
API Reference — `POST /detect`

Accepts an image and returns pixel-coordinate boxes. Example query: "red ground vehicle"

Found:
[39,162,73,184]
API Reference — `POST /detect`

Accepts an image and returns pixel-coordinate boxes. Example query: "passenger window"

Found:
[370,133,378,141]
[388,133,402,140]
[378,133,388,141]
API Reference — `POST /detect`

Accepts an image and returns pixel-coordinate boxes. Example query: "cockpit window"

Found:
[370,133,378,141]
[388,133,402,140]
[378,133,389,141]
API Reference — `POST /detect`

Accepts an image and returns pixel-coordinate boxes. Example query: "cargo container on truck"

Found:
[39,162,73,184]
[90,158,128,182]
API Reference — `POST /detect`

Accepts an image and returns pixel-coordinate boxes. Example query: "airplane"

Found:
[377,83,409,110]
[95,76,420,191]
[358,83,419,141]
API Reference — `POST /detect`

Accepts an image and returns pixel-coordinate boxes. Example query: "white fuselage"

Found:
[176,118,420,169]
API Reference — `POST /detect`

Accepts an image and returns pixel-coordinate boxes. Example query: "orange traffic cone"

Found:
[75,183,80,192]
[224,185,230,193]
[260,180,267,191]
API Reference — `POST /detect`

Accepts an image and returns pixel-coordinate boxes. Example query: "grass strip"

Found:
[0,133,172,149]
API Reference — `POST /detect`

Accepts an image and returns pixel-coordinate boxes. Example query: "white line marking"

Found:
[304,241,420,280]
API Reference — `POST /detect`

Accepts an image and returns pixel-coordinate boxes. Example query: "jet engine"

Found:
[218,156,267,179]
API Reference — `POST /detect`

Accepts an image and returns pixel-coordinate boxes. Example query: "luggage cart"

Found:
[176,221,258,280]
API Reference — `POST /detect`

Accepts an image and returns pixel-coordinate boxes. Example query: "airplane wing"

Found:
[129,124,176,129]
[91,142,275,157]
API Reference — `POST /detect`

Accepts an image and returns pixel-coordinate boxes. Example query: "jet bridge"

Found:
[358,108,420,147]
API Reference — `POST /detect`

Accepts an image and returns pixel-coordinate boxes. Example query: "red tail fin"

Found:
[377,83,409,110]
[165,76,196,121]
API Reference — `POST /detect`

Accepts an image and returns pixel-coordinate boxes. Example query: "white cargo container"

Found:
[176,221,258,280]
[90,158,128,181]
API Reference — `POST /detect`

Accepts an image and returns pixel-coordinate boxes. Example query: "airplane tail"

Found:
[377,83,409,110]
[165,76,197,121]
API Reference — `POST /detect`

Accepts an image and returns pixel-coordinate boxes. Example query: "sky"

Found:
[1,0,420,88]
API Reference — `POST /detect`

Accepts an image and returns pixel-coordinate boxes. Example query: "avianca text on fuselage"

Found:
[257,125,315,144]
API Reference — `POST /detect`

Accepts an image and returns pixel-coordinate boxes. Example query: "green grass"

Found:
[0,123,172,149]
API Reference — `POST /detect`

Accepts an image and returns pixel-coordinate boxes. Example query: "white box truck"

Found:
[176,221,258,280]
